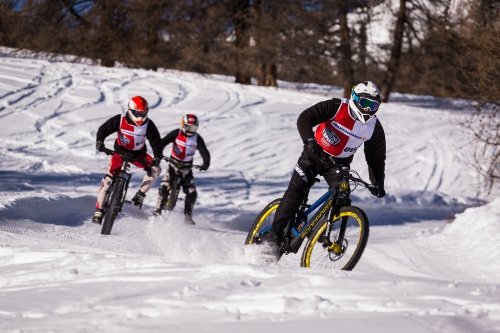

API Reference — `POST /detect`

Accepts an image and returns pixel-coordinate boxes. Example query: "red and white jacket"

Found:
[116,116,148,151]
[161,129,210,167]
[297,97,386,186]
[314,99,377,158]
[96,113,163,158]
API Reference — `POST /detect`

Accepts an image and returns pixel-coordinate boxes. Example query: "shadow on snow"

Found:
[0,170,483,232]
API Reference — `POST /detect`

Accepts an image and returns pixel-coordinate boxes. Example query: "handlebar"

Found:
[103,148,114,156]
[350,175,376,191]
[101,148,151,167]
[162,156,203,170]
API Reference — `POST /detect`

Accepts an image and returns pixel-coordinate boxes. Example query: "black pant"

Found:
[165,165,197,216]
[272,149,349,242]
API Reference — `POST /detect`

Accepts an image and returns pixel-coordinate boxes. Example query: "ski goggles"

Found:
[184,123,198,133]
[352,94,380,113]
[129,108,148,118]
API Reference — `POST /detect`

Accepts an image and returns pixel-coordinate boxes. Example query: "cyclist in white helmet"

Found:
[154,114,210,225]
[265,81,386,260]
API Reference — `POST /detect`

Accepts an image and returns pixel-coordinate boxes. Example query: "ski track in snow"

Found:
[0,53,499,332]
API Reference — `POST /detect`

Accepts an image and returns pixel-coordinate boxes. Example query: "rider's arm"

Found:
[96,114,121,142]
[364,118,386,187]
[297,98,342,142]
[146,119,163,159]
[196,134,211,169]
[160,129,179,150]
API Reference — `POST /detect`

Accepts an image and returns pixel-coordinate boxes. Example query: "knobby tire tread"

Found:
[165,185,179,211]
[101,179,125,235]
[301,205,369,271]
[245,198,281,245]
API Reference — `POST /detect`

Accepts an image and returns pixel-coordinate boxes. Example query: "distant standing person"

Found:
[92,96,163,224]
[154,114,210,225]
[265,81,387,260]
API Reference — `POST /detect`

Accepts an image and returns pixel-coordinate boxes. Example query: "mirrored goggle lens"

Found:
[185,124,198,133]
[355,96,379,113]
[130,109,148,118]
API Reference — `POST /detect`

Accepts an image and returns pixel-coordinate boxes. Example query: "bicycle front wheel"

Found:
[301,206,369,271]
[245,198,281,245]
[101,178,125,235]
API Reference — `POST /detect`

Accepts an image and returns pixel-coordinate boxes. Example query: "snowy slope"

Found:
[0,51,499,333]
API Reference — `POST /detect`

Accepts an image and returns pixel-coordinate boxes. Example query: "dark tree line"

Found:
[0,0,498,186]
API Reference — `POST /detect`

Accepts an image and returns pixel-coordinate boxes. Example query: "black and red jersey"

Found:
[161,129,210,167]
[96,113,163,159]
[297,97,386,187]
[315,99,377,158]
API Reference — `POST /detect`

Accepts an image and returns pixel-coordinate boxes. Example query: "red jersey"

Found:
[171,131,199,162]
[315,99,377,158]
[116,116,149,151]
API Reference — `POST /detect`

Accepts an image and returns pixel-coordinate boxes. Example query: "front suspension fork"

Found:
[322,207,348,252]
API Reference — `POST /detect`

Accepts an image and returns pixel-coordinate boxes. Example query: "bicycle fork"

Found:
[321,206,349,255]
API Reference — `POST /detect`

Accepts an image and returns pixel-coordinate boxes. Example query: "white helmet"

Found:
[180,114,199,137]
[348,81,382,123]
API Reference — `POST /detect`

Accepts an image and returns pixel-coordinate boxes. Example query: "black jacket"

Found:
[161,129,210,169]
[96,114,163,159]
[297,98,386,187]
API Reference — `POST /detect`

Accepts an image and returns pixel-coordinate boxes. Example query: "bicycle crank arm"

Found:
[288,237,305,254]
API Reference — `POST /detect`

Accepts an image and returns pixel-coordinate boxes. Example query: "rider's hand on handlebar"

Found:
[96,141,105,152]
[304,137,322,157]
[151,157,161,168]
[199,162,209,171]
[369,184,386,198]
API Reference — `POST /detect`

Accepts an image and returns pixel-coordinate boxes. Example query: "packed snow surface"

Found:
[0,52,498,332]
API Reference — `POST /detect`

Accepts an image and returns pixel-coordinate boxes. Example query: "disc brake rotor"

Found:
[328,238,348,261]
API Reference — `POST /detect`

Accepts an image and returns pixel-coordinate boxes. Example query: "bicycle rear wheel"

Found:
[164,185,179,211]
[301,205,369,271]
[245,198,281,245]
[101,178,125,235]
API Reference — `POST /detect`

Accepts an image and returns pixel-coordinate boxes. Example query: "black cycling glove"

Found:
[304,137,322,157]
[369,184,386,198]
[96,141,105,152]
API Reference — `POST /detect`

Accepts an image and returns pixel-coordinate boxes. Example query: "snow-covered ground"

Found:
[0,52,499,333]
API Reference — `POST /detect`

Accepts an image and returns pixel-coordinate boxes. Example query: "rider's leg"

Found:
[138,164,160,193]
[154,165,174,214]
[132,155,161,209]
[93,174,113,224]
[93,154,123,224]
[95,174,113,210]
[322,163,348,189]
[272,150,319,243]
[182,171,197,225]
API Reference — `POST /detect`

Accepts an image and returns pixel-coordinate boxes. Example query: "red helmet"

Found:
[180,114,199,136]
[127,96,149,126]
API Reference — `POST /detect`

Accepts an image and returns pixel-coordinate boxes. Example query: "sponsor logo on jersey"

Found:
[173,145,183,156]
[344,146,358,153]
[118,133,130,145]
[332,122,365,141]
[322,128,340,145]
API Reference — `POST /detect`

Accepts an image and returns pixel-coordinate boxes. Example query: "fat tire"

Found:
[301,205,369,271]
[165,185,179,211]
[101,178,125,235]
[245,198,281,245]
